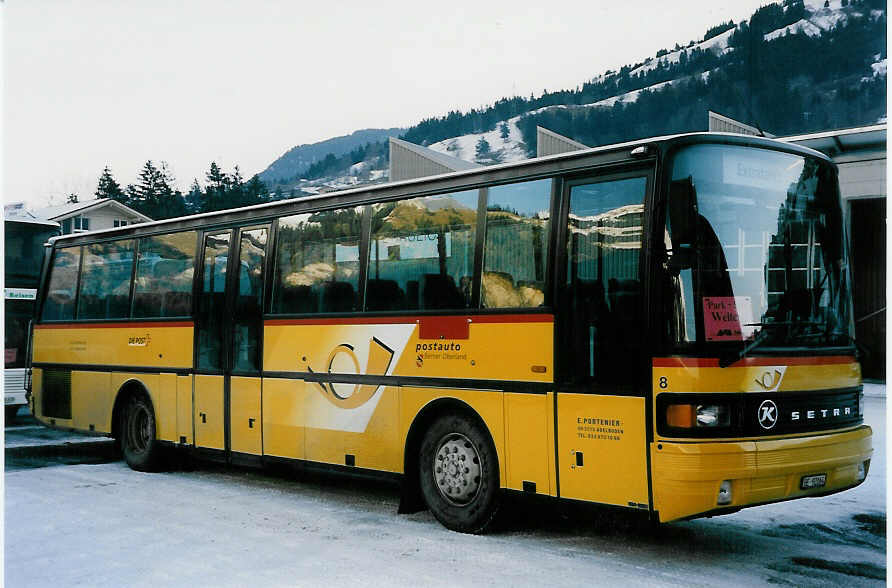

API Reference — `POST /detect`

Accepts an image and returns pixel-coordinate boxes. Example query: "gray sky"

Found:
[4,0,769,208]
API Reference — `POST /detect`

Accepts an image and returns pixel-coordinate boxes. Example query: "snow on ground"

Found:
[871,58,887,77]
[806,2,851,31]
[764,18,823,41]
[428,69,714,165]
[5,395,885,587]
[427,117,528,165]
[628,28,735,79]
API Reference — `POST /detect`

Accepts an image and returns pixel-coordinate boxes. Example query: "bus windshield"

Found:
[664,144,851,352]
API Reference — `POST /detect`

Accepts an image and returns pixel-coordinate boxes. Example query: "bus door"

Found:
[553,170,652,510]
[194,225,270,460]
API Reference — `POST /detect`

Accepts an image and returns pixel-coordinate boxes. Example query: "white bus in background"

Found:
[5,217,60,422]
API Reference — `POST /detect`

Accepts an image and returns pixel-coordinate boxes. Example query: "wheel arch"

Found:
[399,396,501,514]
[110,378,154,443]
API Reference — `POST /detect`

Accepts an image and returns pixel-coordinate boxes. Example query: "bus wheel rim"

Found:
[433,432,482,506]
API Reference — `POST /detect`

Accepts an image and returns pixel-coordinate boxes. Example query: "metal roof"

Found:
[781,124,886,155]
[389,137,482,172]
[4,216,60,228]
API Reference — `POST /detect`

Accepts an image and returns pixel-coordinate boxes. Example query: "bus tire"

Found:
[419,411,500,534]
[120,392,162,472]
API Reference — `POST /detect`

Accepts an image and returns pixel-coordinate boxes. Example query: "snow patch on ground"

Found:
[5,396,885,587]
[428,118,528,165]
[429,68,717,163]
[628,28,735,78]
[808,3,850,31]
[764,18,823,41]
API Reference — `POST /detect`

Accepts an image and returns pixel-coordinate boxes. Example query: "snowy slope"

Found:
[281,0,883,191]
[628,27,735,79]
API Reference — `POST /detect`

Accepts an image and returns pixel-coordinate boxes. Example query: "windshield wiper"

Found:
[719,328,772,368]
[718,321,830,368]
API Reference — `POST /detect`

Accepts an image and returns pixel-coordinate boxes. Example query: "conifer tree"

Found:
[95,166,128,204]
[475,137,492,160]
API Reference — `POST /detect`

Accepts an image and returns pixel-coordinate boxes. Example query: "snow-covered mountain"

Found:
[262,0,885,196]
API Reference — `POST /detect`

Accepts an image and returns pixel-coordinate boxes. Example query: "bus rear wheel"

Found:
[419,412,500,533]
[120,393,162,472]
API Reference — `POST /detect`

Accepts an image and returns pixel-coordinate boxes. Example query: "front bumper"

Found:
[651,425,872,522]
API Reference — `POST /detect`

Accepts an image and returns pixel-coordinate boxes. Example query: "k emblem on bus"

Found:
[758,399,779,430]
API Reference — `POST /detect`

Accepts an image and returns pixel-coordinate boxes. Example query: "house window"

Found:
[114,219,128,227]
[73,216,90,232]
[61,219,72,234]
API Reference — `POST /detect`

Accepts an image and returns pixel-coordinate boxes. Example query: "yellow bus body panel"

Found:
[176,375,193,445]
[556,394,649,507]
[651,360,872,521]
[71,371,111,433]
[33,323,193,370]
[653,426,872,522]
[652,360,861,394]
[262,378,306,460]
[32,322,193,439]
[264,318,553,382]
[264,317,552,482]
[231,376,262,455]
[504,392,552,494]
[194,375,224,450]
[306,385,400,471]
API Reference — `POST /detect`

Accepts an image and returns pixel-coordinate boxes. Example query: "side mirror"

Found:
[668,177,698,245]
[667,177,699,271]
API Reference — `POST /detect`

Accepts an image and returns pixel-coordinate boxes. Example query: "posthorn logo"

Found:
[758,399,779,430]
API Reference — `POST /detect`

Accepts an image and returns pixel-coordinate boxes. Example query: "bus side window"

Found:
[232,227,268,372]
[270,207,363,315]
[132,231,197,318]
[366,190,478,312]
[41,246,82,321]
[562,176,647,388]
[76,240,135,320]
[481,179,551,309]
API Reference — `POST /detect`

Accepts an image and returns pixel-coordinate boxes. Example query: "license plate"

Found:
[800,474,827,490]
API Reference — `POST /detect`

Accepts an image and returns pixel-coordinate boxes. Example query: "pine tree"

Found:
[185,179,203,214]
[66,192,79,204]
[129,160,165,217]
[156,161,187,218]
[499,122,510,140]
[95,166,128,204]
[475,137,492,160]
[204,161,229,211]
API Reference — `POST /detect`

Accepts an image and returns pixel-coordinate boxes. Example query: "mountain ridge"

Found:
[261,0,885,197]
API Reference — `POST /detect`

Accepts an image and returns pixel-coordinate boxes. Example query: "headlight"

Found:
[667,404,730,428]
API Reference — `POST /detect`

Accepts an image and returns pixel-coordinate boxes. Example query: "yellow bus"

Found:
[28,133,872,533]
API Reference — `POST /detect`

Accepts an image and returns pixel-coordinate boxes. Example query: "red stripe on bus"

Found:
[264,314,554,326]
[652,356,856,368]
[35,321,194,330]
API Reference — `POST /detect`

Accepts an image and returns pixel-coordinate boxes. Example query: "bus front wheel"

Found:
[419,412,500,533]
[120,392,162,472]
